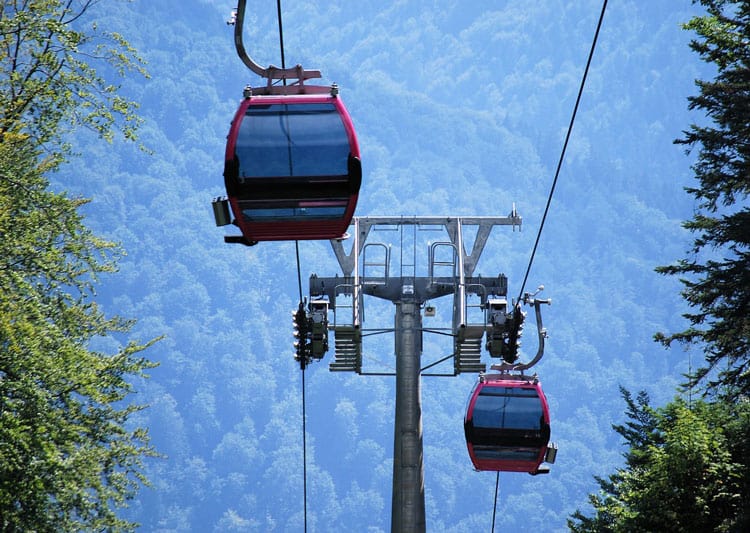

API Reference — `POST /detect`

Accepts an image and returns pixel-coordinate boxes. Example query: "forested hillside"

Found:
[51,0,706,530]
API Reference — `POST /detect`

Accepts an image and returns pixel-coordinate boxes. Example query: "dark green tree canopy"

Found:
[569,390,749,532]
[571,3,750,531]
[656,0,750,398]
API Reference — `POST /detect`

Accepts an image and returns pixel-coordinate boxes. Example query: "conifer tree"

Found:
[655,0,750,397]
[568,391,748,532]
[570,2,750,530]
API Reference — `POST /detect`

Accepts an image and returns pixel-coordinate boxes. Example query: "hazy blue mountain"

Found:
[54,0,706,530]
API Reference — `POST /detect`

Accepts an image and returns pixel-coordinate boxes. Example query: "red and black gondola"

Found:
[220,92,361,244]
[464,375,553,474]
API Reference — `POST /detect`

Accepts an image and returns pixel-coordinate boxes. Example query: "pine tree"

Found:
[655,0,750,397]
[570,4,750,529]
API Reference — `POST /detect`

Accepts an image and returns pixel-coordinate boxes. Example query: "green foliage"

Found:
[0,0,148,160]
[569,391,749,532]
[0,134,158,533]
[0,1,157,530]
[568,4,750,531]
[24,0,723,529]
[655,0,750,397]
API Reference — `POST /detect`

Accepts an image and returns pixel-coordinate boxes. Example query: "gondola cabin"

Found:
[222,92,361,244]
[464,375,553,474]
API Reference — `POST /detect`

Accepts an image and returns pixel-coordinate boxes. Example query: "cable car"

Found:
[464,375,554,474]
[221,91,361,244]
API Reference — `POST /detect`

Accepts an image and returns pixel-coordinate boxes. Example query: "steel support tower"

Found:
[308,214,521,532]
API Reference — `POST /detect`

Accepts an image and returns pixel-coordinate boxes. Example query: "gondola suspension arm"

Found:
[515,287,551,371]
[491,286,551,373]
[228,0,322,86]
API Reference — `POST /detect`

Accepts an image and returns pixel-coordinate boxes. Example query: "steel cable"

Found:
[516,0,608,304]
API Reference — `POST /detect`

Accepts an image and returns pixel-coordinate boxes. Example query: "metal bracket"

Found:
[230,0,323,87]
[489,286,551,372]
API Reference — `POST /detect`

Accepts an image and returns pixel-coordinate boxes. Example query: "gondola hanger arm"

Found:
[490,286,551,373]
[514,287,551,371]
[229,0,323,84]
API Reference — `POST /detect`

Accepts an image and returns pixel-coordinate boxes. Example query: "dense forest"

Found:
[2,0,747,531]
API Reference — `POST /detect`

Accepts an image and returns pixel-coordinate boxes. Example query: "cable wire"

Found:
[274,1,308,530]
[491,472,500,532]
[297,242,307,533]
[295,242,304,303]
[516,0,608,304]
[276,0,286,72]
[301,361,308,533]
[493,2,607,526]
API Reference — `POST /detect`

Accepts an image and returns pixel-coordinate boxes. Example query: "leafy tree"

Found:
[655,0,750,397]
[0,1,156,530]
[568,390,749,532]
[0,0,147,157]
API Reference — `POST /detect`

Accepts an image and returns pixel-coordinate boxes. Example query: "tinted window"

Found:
[236,103,350,178]
[473,445,540,462]
[472,386,543,431]
[241,203,346,221]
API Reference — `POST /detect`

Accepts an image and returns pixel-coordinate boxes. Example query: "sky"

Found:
[56,0,711,530]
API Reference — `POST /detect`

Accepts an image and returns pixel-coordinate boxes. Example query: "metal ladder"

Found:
[330,325,362,372]
[329,283,363,372]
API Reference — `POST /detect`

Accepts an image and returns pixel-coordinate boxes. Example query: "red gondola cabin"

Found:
[222,93,361,244]
[464,376,553,474]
